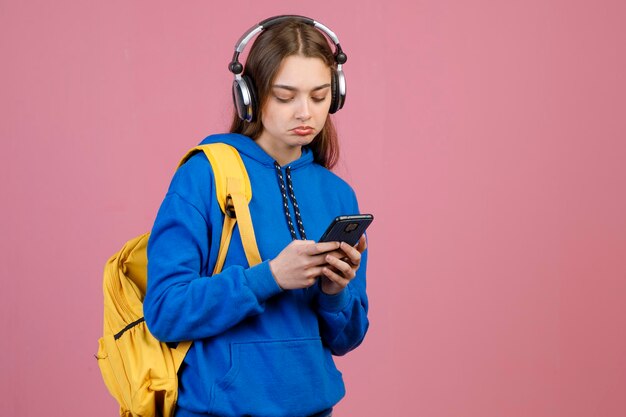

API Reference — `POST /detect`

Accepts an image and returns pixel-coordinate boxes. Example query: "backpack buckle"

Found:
[225,195,236,218]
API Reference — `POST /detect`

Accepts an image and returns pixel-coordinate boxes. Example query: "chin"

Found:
[297,137,316,147]
[288,135,315,146]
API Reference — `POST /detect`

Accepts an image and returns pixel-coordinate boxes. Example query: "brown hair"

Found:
[228,19,340,169]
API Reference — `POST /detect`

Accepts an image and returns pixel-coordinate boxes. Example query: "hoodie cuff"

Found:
[317,285,352,312]
[244,260,283,302]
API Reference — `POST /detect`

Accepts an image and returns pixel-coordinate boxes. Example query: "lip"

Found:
[291,126,315,136]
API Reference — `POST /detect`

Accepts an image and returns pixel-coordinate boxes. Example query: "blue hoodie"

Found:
[144,133,369,417]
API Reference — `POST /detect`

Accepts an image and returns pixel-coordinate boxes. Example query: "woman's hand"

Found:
[320,235,367,295]
[269,240,341,290]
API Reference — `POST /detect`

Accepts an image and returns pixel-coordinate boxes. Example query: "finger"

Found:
[325,254,354,277]
[285,267,325,289]
[321,249,345,260]
[338,242,362,266]
[324,248,357,268]
[322,266,350,288]
[306,266,326,281]
[307,253,335,267]
[309,241,341,255]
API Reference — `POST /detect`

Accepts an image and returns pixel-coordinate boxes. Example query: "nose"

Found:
[294,97,311,121]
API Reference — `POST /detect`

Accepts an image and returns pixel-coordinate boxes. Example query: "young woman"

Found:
[144,16,369,417]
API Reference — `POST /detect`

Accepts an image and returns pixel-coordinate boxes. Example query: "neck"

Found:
[255,138,302,166]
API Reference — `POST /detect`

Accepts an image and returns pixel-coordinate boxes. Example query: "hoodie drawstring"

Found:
[274,162,307,240]
[286,167,307,240]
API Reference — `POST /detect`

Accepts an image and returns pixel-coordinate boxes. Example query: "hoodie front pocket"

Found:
[210,338,344,417]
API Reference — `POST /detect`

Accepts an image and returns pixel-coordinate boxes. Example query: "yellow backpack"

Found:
[96,143,262,417]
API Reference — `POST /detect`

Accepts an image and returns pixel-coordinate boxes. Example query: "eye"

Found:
[311,96,327,103]
[274,95,294,103]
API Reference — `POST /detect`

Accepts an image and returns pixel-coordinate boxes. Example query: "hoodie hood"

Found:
[199,133,314,170]
[200,133,314,240]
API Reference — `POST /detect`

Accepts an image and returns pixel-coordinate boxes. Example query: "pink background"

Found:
[2,0,625,416]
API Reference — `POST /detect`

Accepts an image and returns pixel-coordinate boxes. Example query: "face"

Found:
[256,55,332,162]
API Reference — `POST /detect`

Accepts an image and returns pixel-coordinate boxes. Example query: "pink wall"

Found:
[2,1,625,416]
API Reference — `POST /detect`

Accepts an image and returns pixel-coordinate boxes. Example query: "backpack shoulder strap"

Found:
[172,143,262,363]
[178,143,262,272]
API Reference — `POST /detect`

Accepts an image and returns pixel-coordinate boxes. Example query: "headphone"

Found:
[229,15,348,122]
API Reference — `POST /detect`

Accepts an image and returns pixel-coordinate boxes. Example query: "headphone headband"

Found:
[230,15,348,122]
[229,15,347,75]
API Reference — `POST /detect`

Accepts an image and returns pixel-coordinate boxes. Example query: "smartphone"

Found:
[318,214,374,246]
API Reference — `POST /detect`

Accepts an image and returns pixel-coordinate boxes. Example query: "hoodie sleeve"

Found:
[143,153,283,343]
[313,247,370,356]
[313,185,370,356]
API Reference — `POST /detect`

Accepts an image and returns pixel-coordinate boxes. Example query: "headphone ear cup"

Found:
[232,75,259,122]
[329,70,339,114]
[329,69,346,114]
[243,75,259,122]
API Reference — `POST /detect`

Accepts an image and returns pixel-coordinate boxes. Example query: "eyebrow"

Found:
[272,84,331,92]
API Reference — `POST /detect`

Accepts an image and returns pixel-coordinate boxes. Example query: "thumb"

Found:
[356,234,367,253]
